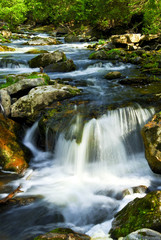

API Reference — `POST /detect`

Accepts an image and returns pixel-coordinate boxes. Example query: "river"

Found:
[0,32,161,240]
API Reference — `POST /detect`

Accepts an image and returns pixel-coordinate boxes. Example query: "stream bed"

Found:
[0,32,161,240]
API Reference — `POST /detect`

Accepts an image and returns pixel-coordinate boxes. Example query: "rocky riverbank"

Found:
[0,28,161,240]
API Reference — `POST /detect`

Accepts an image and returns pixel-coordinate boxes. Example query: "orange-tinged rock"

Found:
[0,113,30,173]
[141,112,161,174]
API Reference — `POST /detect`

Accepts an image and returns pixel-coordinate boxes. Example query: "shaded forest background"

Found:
[0,0,161,34]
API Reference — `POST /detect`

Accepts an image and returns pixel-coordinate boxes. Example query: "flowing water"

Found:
[0,33,161,240]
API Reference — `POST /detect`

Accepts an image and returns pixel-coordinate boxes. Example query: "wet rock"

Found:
[0,114,30,173]
[105,71,121,80]
[89,49,123,60]
[0,45,15,52]
[34,228,91,240]
[123,228,161,240]
[0,89,11,116]
[123,185,148,197]
[45,59,76,72]
[28,50,67,68]
[55,26,68,36]
[119,76,161,85]
[109,191,161,238]
[64,34,80,43]
[141,68,161,75]
[11,83,80,120]
[25,37,62,46]
[3,75,50,96]
[141,113,161,174]
[89,50,109,60]
[25,49,49,54]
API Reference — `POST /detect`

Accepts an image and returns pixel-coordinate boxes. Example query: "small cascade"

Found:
[54,105,155,177]
[0,58,27,68]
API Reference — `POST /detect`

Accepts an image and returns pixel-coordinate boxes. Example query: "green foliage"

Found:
[0,0,161,34]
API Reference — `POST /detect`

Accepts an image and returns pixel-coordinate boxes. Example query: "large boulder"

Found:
[141,113,161,174]
[11,83,80,119]
[28,50,67,68]
[109,191,161,239]
[0,114,30,173]
[34,228,90,240]
[45,59,76,72]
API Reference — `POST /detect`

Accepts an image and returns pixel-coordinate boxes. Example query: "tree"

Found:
[0,0,27,29]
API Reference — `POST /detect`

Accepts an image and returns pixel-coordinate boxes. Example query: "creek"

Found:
[0,32,161,240]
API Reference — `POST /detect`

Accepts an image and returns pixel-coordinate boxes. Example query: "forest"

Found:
[0,0,161,34]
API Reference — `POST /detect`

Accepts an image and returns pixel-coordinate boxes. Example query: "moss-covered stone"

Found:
[1,72,51,89]
[0,45,15,52]
[119,75,161,85]
[25,49,49,54]
[109,191,161,239]
[105,71,121,79]
[34,228,91,240]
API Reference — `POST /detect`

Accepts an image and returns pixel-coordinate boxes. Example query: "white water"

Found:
[8,104,161,239]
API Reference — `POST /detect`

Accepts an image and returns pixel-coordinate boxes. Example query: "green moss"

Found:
[110,191,161,239]
[67,87,81,96]
[25,49,49,54]
[0,72,51,89]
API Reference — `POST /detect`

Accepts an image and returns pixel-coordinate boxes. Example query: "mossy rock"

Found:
[109,191,161,239]
[119,75,161,85]
[141,68,161,75]
[34,227,90,240]
[105,71,122,80]
[25,49,49,54]
[28,51,67,68]
[0,45,15,52]
[0,72,51,89]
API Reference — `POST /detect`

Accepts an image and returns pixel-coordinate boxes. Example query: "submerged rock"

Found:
[141,113,161,174]
[105,71,121,80]
[0,114,30,173]
[34,228,91,240]
[123,228,161,240]
[25,37,62,46]
[109,191,161,238]
[25,49,49,54]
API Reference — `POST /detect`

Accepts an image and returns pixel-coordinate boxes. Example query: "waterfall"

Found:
[54,104,155,177]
